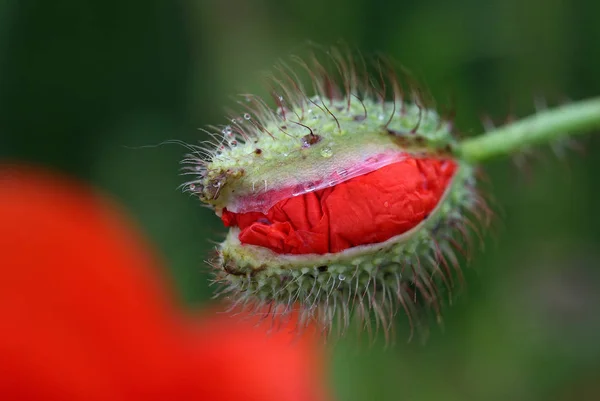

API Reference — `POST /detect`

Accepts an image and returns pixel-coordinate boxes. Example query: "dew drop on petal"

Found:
[304,182,315,191]
[320,147,333,158]
[243,113,251,120]
[338,274,346,281]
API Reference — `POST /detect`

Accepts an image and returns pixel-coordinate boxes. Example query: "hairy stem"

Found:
[457,97,600,163]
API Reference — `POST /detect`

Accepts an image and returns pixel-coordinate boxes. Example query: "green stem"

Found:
[456,97,600,163]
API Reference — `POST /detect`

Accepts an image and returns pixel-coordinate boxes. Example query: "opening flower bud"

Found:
[183,53,487,338]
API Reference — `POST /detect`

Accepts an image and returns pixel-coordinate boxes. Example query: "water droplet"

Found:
[320,147,333,158]
[304,182,315,191]
[243,113,251,120]
[338,274,346,281]
[229,140,237,147]
[189,184,196,191]
[222,125,232,135]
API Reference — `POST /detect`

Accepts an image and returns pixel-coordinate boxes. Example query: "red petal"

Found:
[223,157,457,254]
[0,164,332,401]
[188,309,331,401]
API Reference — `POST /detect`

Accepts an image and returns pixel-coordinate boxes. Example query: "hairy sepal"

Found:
[197,97,456,214]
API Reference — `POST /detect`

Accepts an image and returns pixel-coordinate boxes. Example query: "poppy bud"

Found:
[183,53,487,338]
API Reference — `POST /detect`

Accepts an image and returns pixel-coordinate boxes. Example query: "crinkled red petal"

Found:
[222,157,457,255]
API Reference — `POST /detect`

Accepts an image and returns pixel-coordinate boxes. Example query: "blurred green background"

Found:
[2,0,600,400]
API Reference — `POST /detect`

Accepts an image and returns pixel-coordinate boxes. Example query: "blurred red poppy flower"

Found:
[222,157,457,254]
[0,164,331,401]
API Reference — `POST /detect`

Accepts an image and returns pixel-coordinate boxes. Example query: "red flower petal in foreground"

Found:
[0,164,331,401]
[222,157,457,254]
[188,310,329,401]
